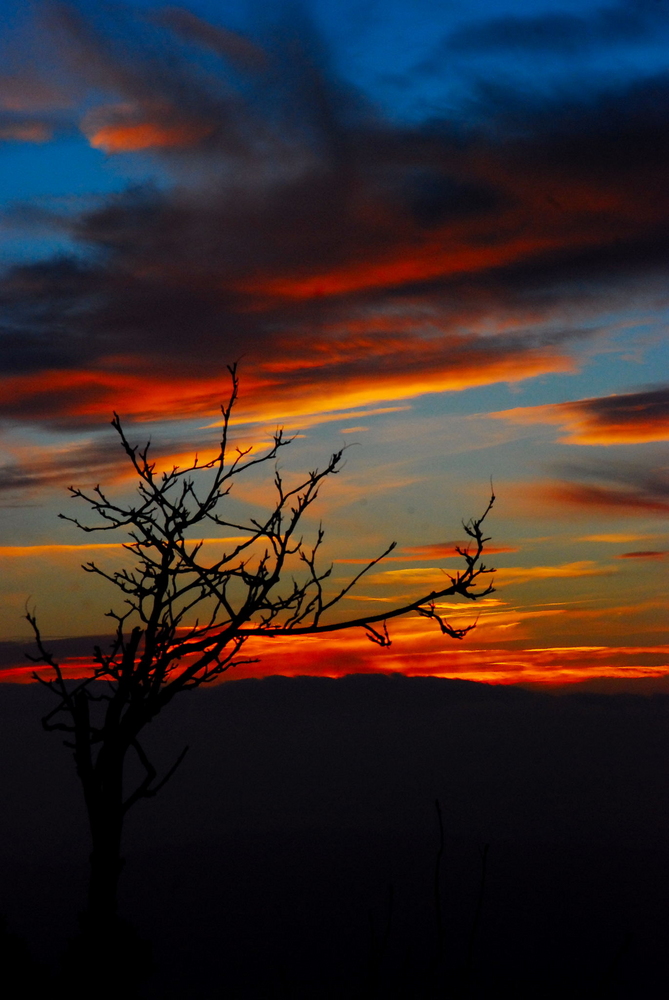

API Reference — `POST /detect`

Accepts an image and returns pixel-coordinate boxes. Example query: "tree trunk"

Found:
[63,797,151,1000]
[60,756,154,1000]
[87,812,124,926]
[84,755,126,928]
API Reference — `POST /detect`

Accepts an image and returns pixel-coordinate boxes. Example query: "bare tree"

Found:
[26,366,494,939]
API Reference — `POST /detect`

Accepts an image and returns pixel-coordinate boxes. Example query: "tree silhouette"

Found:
[26,366,495,943]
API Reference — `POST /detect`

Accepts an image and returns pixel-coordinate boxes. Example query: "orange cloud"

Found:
[579,533,660,543]
[233,349,575,427]
[0,543,122,557]
[336,543,518,563]
[400,542,518,559]
[368,560,615,588]
[5,633,667,689]
[0,329,575,430]
[494,561,617,585]
[0,537,248,559]
[88,120,214,152]
[491,387,669,445]
[81,99,215,153]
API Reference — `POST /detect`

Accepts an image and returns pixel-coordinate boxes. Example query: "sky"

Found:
[0,0,667,687]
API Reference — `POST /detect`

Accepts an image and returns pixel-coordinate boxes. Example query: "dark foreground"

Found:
[1,674,668,997]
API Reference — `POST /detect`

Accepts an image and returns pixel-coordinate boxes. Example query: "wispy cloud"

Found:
[579,533,661,543]
[336,542,518,563]
[618,550,668,560]
[0,537,249,558]
[491,386,669,445]
[504,458,669,518]
[544,460,669,515]
[368,560,615,588]
[3,627,666,688]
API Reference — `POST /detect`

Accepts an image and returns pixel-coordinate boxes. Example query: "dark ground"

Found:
[1,674,668,997]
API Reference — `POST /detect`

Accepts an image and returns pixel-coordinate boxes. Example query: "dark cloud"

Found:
[0,417,232,492]
[0,112,52,143]
[446,3,658,56]
[563,386,669,443]
[582,387,669,421]
[401,171,507,229]
[548,460,669,514]
[0,70,72,113]
[0,633,111,670]
[0,436,126,492]
[1,5,669,431]
[149,6,267,70]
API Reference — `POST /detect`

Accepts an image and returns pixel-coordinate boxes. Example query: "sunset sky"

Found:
[0,0,667,687]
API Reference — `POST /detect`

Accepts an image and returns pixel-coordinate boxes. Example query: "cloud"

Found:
[0,435,126,493]
[540,460,669,515]
[335,542,517,563]
[2,5,669,441]
[82,105,215,151]
[579,533,661,543]
[491,386,669,445]
[445,4,657,56]
[150,6,267,71]
[400,542,517,558]
[0,258,581,426]
[0,117,52,143]
[48,1,268,162]
[368,560,615,590]
[0,536,250,558]
[2,627,667,688]
[494,561,617,585]
[0,423,248,494]
[0,72,72,112]
[618,550,668,560]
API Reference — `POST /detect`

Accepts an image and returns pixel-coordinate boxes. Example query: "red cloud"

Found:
[240,233,584,302]
[4,632,667,689]
[400,542,518,558]
[618,550,668,559]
